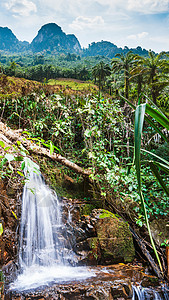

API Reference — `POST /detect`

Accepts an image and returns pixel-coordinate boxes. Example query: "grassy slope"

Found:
[0,75,98,97]
[47,78,98,92]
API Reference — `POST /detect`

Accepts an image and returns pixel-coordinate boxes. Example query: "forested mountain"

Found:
[0,23,81,54]
[0,23,149,57]
[31,23,81,53]
[0,27,29,52]
[83,41,149,58]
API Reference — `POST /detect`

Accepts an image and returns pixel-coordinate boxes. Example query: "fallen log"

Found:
[0,122,92,177]
[130,226,163,279]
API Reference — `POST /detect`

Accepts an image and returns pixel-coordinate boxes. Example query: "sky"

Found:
[0,0,169,52]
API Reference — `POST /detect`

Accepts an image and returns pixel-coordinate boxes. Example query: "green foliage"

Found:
[0,223,3,236]
[161,239,169,247]
[99,209,118,219]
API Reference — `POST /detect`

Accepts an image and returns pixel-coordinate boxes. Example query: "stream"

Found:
[4,158,169,299]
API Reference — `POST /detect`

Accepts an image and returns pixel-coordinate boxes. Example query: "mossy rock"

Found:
[91,209,135,264]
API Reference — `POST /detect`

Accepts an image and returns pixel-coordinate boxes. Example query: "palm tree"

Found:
[132,50,169,104]
[111,51,135,99]
[130,64,145,100]
[92,61,111,92]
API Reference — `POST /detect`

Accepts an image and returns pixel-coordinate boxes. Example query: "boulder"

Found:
[74,209,135,265]
[90,209,135,264]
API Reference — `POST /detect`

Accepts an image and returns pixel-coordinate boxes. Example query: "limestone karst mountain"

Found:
[30,23,81,53]
[0,23,149,57]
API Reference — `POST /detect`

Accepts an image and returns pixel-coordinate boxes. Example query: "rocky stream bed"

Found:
[1,178,169,299]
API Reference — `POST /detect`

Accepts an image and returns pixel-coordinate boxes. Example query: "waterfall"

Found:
[10,158,94,291]
[19,161,73,268]
[132,285,169,300]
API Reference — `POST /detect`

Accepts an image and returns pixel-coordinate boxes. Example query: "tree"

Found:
[92,61,111,92]
[111,51,135,99]
[132,50,169,104]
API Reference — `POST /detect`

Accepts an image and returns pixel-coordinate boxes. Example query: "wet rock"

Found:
[90,209,135,264]
[2,260,18,284]
[141,275,159,287]
[0,180,19,266]
[110,280,133,299]
[75,237,102,265]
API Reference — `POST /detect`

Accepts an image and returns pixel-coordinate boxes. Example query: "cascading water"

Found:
[132,285,169,300]
[10,158,94,291]
[8,158,169,298]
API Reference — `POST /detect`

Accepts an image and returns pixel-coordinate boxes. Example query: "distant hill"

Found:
[83,41,149,58]
[31,23,81,53]
[0,23,149,57]
[0,27,29,52]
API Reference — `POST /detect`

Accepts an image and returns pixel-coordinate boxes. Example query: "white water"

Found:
[11,158,94,291]
[132,285,169,300]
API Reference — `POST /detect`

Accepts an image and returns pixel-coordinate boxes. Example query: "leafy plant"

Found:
[161,239,169,247]
[130,100,169,273]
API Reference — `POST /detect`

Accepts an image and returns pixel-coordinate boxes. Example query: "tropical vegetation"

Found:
[0,47,169,277]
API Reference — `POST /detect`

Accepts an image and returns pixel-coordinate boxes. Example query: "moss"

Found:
[80,204,95,216]
[89,237,98,249]
[87,238,100,261]
[32,154,91,199]
[99,209,119,220]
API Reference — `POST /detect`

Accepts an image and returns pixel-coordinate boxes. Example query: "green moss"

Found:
[99,209,119,219]
[80,204,95,216]
[89,237,98,249]
[32,155,90,199]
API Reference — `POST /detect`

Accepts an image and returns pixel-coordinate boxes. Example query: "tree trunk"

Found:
[0,122,92,178]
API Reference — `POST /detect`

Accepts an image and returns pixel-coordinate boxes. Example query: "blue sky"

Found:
[0,0,169,52]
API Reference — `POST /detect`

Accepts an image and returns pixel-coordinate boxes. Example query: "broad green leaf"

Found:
[0,157,8,168]
[0,223,3,236]
[141,149,169,166]
[50,141,54,156]
[145,104,169,131]
[4,146,11,151]
[144,116,168,143]
[17,171,24,177]
[21,161,25,170]
[149,162,169,196]
[120,93,168,142]
[0,141,5,149]
[152,162,169,174]
[14,156,23,161]
[54,146,60,153]
[135,103,146,190]
[22,131,31,136]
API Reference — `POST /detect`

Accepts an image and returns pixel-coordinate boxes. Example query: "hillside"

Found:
[0,27,28,52]
[83,41,149,58]
[0,23,149,57]
[31,23,81,53]
[0,74,97,97]
[0,23,81,54]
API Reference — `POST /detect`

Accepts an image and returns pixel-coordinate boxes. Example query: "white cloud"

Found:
[127,31,149,40]
[70,16,105,31]
[4,0,37,17]
[128,0,169,13]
